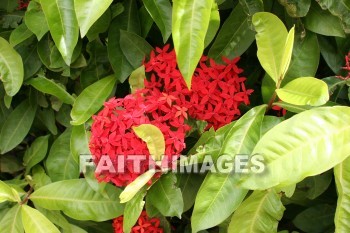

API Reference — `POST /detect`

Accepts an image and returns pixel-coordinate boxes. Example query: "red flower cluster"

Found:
[89,44,252,187]
[113,211,163,233]
[337,52,350,80]
[17,0,29,10]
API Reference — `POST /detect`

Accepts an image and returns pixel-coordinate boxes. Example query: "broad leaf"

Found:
[240,106,350,190]
[22,205,60,233]
[0,180,20,203]
[0,37,24,96]
[70,75,116,125]
[9,23,33,47]
[252,12,288,83]
[204,2,220,48]
[0,99,36,154]
[228,190,285,233]
[129,65,146,93]
[74,0,113,37]
[0,205,23,233]
[26,76,75,105]
[41,0,79,64]
[71,124,90,163]
[123,189,146,233]
[278,0,311,17]
[276,77,329,106]
[24,1,49,40]
[30,179,124,221]
[191,105,266,233]
[143,0,172,43]
[133,124,165,161]
[147,173,183,217]
[23,135,50,175]
[172,0,213,88]
[272,102,312,114]
[279,26,295,81]
[177,173,205,212]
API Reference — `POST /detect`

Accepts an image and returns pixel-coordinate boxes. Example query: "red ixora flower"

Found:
[113,211,163,233]
[17,0,29,10]
[337,52,350,80]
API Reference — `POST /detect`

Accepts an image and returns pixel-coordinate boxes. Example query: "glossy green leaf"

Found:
[86,9,111,41]
[119,30,153,69]
[32,165,52,189]
[334,156,350,232]
[298,171,333,200]
[123,189,146,233]
[147,173,183,217]
[191,105,266,233]
[30,179,124,221]
[276,77,329,106]
[273,101,312,114]
[204,2,219,48]
[0,205,23,233]
[240,106,350,190]
[41,0,79,64]
[71,75,116,125]
[9,23,33,47]
[0,180,20,203]
[0,99,36,154]
[143,0,172,43]
[71,124,90,163]
[23,135,50,175]
[120,169,156,203]
[16,42,42,80]
[37,108,58,135]
[74,0,113,37]
[26,76,75,105]
[139,6,154,38]
[252,12,288,83]
[46,128,79,182]
[34,206,72,232]
[278,0,311,17]
[0,37,24,96]
[279,26,295,81]
[21,205,60,233]
[24,1,49,40]
[228,190,285,233]
[177,173,205,212]
[133,124,165,161]
[172,0,213,88]
[129,65,146,93]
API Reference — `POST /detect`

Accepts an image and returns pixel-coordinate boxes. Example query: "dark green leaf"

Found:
[278,0,311,17]
[23,135,50,175]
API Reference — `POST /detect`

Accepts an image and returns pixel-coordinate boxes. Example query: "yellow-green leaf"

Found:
[279,26,295,81]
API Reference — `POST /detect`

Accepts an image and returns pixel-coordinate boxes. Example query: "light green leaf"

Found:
[26,76,75,105]
[0,180,21,203]
[9,23,33,47]
[70,75,116,125]
[41,0,79,64]
[129,65,146,93]
[0,205,23,233]
[272,101,312,114]
[147,173,183,218]
[228,190,285,233]
[334,156,350,232]
[30,179,124,221]
[191,105,266,233]
[24,1,49,41]
[143,0,172,43]
[35,206,72,232]
[0,99,36,154]
[133,124,165,162]
[276,77,329,106]
[46,128,79,182]
[204,1,219,48]
[123,189,146,233]
[71,124,90,163]
[279,26,295,81]
[172,0,213,88]
[32,165,52,189]
[74,0,113,37]
[120,169,156,203]
[23,135,50,175]
[240,106,350,190]
[0,37,24,96]
[21,205,60,233]
[252,12,288,83]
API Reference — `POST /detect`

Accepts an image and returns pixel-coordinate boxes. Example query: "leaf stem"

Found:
[20,186,33,205]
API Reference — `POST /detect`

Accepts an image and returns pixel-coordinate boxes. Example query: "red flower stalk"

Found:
[113,211,163,233]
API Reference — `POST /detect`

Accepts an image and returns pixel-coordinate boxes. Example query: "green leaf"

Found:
[70,75,116,125]
[23,135,50,175]
[30,179,124,221]
[279,26,295,81]
[26,76,75,105]
[9,23,33,47]
[147,173,184,218]
[0,205,23,233]
[0,37,24,96]
[133,124,165,161]
[120,169,156,203]
[304,1,345,38]
[240,106,350,190]
[41,0,79,64]
[32,165,52,189]
[276,77,329,106]
[46,128,79,182]
[191,105,266,233]
[204,2,220,48]
[129,65,146,93]
[74,0,113,37]
[21,205,60,233]
[71,124,90,163]
[86,9,111,41]
[298,171,333,200]
[0,180,20,203]
[0,99,36,154]
[209,2,257,62]
[278,0,311,17]
[24,1,49,40]
[143,0,172,43]
[0,0,18,12]
[123,189,146,233]
[119,30,153,69]
[228,190,285,233]
[172,0,213,88]
[139,6,154,38]
[35,206,72,232]
[37,108,58,135]
[177,173,205,212]
[17,42,42,80]
[334,156,350,232]
[272,101,312,114]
